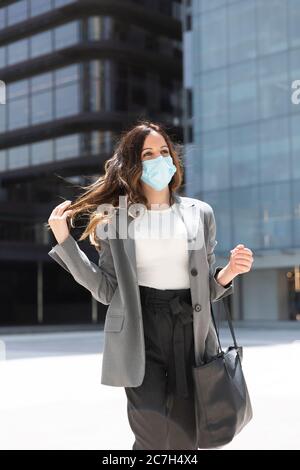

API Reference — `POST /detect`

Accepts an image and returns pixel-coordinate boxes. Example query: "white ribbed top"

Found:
[133,205,190,289]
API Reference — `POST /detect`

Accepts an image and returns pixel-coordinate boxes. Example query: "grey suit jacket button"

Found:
[194,303,201,312]
[191,268,198,276]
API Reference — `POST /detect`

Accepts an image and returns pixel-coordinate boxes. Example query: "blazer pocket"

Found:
[104,314,125,332]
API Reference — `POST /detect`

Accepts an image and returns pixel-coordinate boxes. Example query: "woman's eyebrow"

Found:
[142,145,169,151]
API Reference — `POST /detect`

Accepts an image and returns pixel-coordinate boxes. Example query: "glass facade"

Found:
[0,0,182,326]
[0,8,182,172]
[94,17,182,58]
[0,64,81,133]
[0,0,75,26]
[187,0,300,253]
[0,1,181,230]
[119,0,179,17]
[0,54,181,137]
[0,12,180,68]
[0,21,79,68]
[0,131,115,171]
[0,0,180,26]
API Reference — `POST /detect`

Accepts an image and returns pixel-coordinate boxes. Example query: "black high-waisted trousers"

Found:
[124,285,198,450]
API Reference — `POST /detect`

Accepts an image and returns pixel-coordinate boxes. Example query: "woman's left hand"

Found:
[228,244,254,276]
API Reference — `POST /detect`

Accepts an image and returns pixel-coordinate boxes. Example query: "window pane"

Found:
[261,182,292,249]
[257,0,287,55]
[31,72,52,93]
[89,59,107,81]
[88,16,111,41]
[0,8,5,29]
[202,129,230,191]
[289,0,300,48]
[30,0,52,17]
[55,83,79,118]
[54,0,74,7]
[8,79,29,100]
[201,189,232,251]
[8,145,30,170]
[32,140,54,164]
[258,52,289,119]
[8,97,29,129]
[8,39,29,65]
[0,150,6,171]
[230,123,258,187]
[89,79,106,111]
[56,134,80,160]
[7,0,28,26]
[32,90,53,124]
[259,117,290,183]
[90,130,113,155]
[0,47,5,68]
[30,30,52,58]
[197,68,228,131]
[291,114,300,180]
[232,186,261,249]
[54,22,79,50]
[199,0,227,13]
[0,104,6,132]
[229,60,257,125]
[200,8,227,71]
[292,180,300,246]
[54,64,79,86]
[228,1,256,64]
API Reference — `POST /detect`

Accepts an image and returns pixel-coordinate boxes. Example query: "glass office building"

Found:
[0,0,183,325]
[183,0,300,321]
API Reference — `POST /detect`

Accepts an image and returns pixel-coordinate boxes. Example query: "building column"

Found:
[242,269,280,320]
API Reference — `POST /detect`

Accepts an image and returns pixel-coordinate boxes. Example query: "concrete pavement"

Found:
[0,326,299,450]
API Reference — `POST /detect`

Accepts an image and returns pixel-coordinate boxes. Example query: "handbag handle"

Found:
[210,296,239,354]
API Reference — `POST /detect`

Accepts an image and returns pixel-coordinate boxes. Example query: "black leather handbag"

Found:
[192,295,253,449]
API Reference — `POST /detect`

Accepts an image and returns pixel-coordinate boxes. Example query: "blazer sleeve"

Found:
[205,205,234,302]
[48,231,118,305]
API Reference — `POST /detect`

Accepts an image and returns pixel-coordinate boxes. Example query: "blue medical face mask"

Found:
[141,155,177,191]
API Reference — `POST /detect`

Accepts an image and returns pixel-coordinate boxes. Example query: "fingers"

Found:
[230,245,254,273]
[232,250,254,271]
[53,200,72,216]
[231,249,253,259]
[62,209,72,219]
[235,262,251,268]
[234,254,253,261]
[231,246,253,255]
[242,248,253,255]
[232,249,253,258]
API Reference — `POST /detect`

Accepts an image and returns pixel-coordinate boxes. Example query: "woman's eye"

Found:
[143,149,169,158]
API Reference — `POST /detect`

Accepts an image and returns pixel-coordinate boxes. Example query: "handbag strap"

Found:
[210,296,239,353]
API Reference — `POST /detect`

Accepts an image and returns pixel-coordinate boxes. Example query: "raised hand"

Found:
[48,200,73,245]
[228,244,254,276]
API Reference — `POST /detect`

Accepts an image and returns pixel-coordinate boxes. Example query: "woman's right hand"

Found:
[48,200,73,245]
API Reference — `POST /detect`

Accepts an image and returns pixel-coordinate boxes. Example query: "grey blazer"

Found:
[48,192,234,388]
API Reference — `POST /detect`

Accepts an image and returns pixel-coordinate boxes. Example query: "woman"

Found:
[47,120,254,450]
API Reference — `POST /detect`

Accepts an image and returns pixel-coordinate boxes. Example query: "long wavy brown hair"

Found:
[45,119,184,250]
